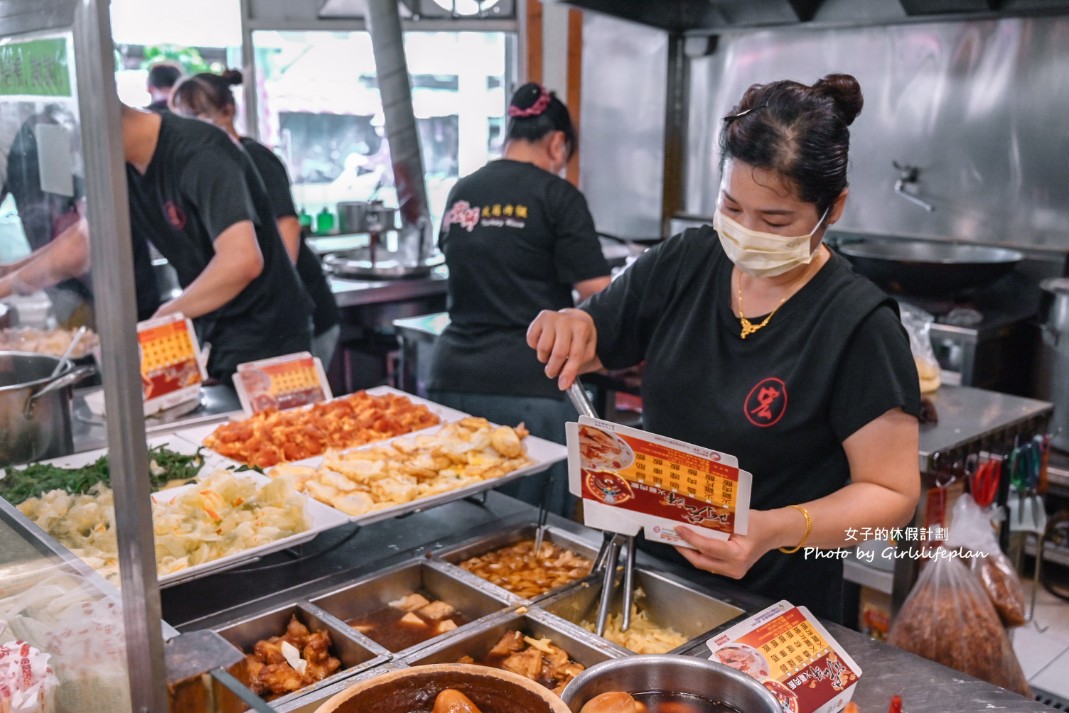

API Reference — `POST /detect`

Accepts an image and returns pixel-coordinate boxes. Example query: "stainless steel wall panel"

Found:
[685,16,1069,251]
[578,13,669,239]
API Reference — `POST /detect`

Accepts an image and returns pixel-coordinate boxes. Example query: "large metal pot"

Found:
[1037,277,1069,452]
[337,201,397,234]
[560,655,781,713]
[837,240,1023,296]
[0,352,94,467]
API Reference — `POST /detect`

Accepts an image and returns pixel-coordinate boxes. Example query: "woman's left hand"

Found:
[673,510,780,580]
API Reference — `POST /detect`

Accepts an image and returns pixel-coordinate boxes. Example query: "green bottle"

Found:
[315,207,335,235]
[298,207,313,232]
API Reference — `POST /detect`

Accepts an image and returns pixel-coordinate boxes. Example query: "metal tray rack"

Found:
[200,520,747,712]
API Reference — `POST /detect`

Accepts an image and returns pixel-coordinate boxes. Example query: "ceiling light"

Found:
[430,0,500,16]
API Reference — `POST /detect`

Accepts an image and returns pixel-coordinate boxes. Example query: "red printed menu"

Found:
[566,416,751,546]
[137,314,205,415]
[234,352,331,415]
[706,600,862,713]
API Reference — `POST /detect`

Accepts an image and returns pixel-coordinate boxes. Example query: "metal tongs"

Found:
[567,380,638,637]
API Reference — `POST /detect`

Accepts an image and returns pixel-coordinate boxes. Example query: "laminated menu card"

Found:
[706,600,862,713]
[234,351,331,415]
[565,416,751,546]
[137,313,206,416]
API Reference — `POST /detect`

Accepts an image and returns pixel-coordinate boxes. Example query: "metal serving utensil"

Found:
[567,378,637,636]
[532,475,551,558]
[49,325,87,378]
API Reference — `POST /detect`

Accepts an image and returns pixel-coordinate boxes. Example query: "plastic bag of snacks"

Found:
[945,494,1026,628]
[899,302,940,394]
[887,546,1029,696]
[0,639,57,713]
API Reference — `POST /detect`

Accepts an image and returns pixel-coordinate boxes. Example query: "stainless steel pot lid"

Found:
[1041,277,1069,294]
[324,252,444,280]
[0,351,71,392]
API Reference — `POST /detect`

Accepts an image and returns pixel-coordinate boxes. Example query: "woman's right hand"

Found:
[526,308,600,390]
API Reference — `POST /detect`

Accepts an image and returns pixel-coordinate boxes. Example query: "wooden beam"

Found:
[526,0,543,85]
[565,7,583,186]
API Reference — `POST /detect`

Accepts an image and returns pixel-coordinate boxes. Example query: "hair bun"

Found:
[508,82,555,119]
[813,73,863,126]
[220,68,244,87]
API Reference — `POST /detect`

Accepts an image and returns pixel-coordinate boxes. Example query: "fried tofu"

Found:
[389,592,431,612]
[418,600,456,621]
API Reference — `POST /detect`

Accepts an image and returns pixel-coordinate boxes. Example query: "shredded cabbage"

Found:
[17,470,308,585]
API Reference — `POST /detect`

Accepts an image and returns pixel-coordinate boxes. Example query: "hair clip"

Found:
[723,103,767,123]
[509,86,551,118]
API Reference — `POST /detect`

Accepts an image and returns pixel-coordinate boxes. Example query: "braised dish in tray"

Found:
[244,615,342,699]
[457,630,585,695]
[204,390,441,467]
[458,539,593,598]
[347,592,469,651]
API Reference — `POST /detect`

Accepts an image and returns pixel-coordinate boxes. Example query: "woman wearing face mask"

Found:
[526,74,920,621]
[429,82,611,517]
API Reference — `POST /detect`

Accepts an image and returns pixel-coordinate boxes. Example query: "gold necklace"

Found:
[736,277,788,340]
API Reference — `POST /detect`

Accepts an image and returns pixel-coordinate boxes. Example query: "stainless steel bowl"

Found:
[560,655,781,713]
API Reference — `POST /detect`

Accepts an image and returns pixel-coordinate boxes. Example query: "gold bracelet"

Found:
[778,505,812,554]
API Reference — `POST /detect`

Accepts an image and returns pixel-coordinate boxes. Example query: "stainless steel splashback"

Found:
[686,16,1069,252]
[578,13,669,240]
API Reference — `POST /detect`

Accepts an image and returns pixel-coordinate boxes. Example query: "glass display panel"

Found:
[0,31,135,713]
[252,30,514,231]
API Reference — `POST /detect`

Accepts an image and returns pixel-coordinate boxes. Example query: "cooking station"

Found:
[316,234,635,394]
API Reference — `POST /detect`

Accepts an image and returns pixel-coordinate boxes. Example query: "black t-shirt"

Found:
[430,159,610,399]
[584,226,921,621]
[239,137,339,337]
[126,113,312,379]
[145,99,170,114]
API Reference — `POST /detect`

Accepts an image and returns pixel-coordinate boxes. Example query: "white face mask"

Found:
[713,205,831,278]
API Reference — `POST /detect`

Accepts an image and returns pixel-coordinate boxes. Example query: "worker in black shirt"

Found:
[528,74,921,622]
[123,105,313,381]
[169,69,341,367]
[429,83,611,517]
[0,106,160,323]
[0,105,92,326]
[145,62,182,114]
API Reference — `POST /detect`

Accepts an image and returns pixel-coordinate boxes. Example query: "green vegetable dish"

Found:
[0,446,205,505]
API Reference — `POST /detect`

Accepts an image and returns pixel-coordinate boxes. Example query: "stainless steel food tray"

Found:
[211,600,389,710]
[308,559,513,656]
[404,606,624,669]
[537,567,745,654]
[432,523,603,602]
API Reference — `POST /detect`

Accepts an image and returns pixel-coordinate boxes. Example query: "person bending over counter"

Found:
[0,106,314,378]
[429,82,611,517]
[168,69,340,368]
[527,74,921,622]
[123,105,314,381]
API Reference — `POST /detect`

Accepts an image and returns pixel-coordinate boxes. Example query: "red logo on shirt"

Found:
[744,377,787,427]
[442,200,480,232]
[163,201,187,230]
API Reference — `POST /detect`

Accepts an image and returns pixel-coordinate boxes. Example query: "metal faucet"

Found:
[893,161,935,212]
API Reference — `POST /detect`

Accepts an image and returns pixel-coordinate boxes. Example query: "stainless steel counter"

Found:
[328,269,448,309]
[322,236,634,310]
[160,492,1055,712]
[71,384,241,453]
[918,386,1054,472]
